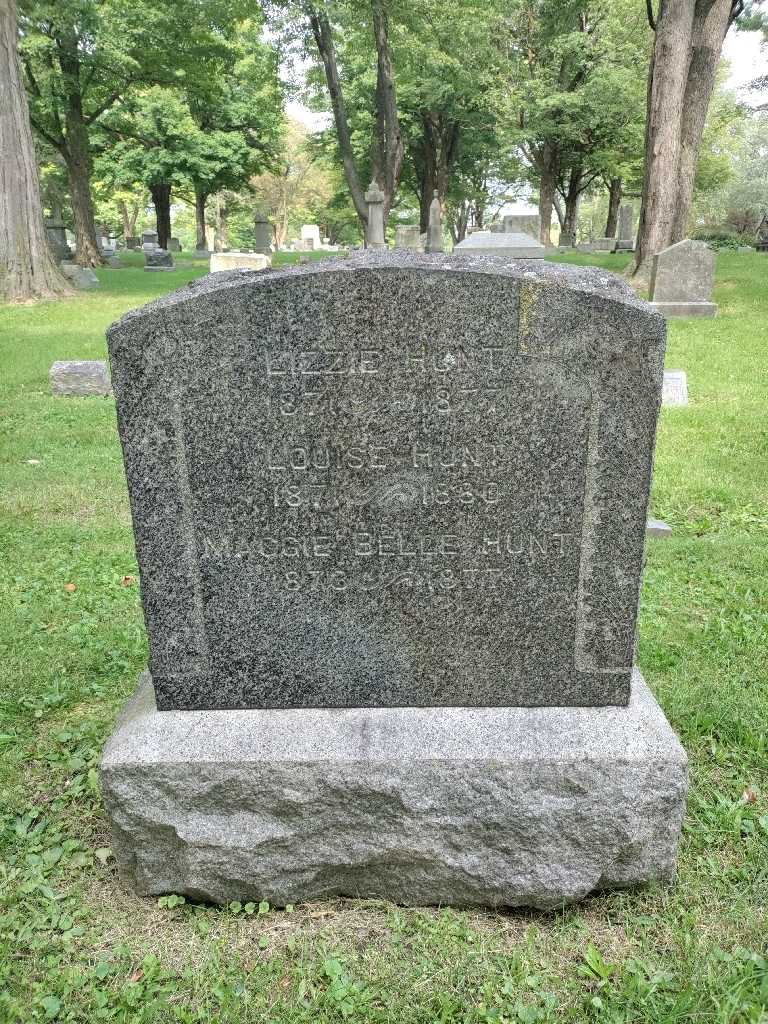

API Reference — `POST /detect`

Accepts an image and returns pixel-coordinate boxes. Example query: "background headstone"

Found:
[300,224,321,250]
[364,182,386,249]
[125,237,139,250]
[168,237,182,252]
[662,369,689,406]
[254,212,272,255]
[60,262,99,289]
[394,225,423,251]
[144,249,174,272]
[649,240,717,318]
[454,231,544,258]
[44,217,72,261]
[141,231,158,246]
[502,213,541,239]
[615,205,635,251]
[425,191,444,253]
[209,252,270,272]
[558,231,575,248]
[50,360,111,397]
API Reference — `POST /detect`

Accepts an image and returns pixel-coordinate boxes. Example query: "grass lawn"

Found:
[0,249,766,1023]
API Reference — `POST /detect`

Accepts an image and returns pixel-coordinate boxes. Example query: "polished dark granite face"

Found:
[107,252,666,711]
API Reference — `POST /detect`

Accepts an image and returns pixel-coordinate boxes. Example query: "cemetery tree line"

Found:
[2,0,766,301]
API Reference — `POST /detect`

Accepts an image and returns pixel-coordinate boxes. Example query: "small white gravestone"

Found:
[209,252,270,273]
[300,224,322,250]
[662,370,688,407]
[50,360,111,397]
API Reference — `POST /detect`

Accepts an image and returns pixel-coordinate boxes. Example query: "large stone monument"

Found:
[45,216,72,261]
[649,239,717,318]
[101,252,687,909]
[300,224,321,251]
[144,249,174,272]
[502,213,541,239]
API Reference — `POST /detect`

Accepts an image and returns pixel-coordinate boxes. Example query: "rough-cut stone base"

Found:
[101,670,687,910]
[650,300,717,318]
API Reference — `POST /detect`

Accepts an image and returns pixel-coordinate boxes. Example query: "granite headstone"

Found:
[50,360,111,397]
[615,205,635,251]
[649,240,717,318]
[102,252,686,909]
[109,252,665,712]
[144,249,174,272]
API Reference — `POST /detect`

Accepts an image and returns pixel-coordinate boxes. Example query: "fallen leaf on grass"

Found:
[63,583,77,593]
[129,970,144,983]
[741,787,759,805]
[121,575,136,586]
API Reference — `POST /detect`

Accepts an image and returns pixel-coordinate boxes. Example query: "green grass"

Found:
[0,249,767,1023]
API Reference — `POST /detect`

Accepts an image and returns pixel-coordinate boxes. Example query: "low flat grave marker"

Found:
[50,360,111,397]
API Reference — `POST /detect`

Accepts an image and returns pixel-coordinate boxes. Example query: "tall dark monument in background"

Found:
[101,253,687,908]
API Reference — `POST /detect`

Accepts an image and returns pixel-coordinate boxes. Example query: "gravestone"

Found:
[45,217,72,261]
[592,237,616,252]
[300,224,321,250]
[662,369,688,406]
[394,225,423,251]
[141,231,158,245]
[144,249,174,272]
[558,231,575,248]
[425,191,444,253]
[50,360,111,397]
[364,181,386,249]
[101,252,687,909]
[755,216,768,252]
[455,231,544,258]
[254,211,272,255]
[169,237,182,253]
[615,205,635,251]
[125,237,139,250]
[209,252,270,273]
[60,262,99,289]
[649,240,717,318]
[502,213,541,239]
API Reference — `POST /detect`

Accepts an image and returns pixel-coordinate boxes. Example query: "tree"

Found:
[18,0,251,265]
[0,0,69,302]
[278,0,404,239]
[634,0,750,274]
[185,18,284,251]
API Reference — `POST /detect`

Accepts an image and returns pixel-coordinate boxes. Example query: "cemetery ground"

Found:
[1,251,767,1023]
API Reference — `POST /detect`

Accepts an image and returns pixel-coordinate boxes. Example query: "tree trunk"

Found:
[416,114,460,233]
[538,149,558,246]
[634,0,696,275]
[371,0,404,219]
[308,5,368,227]
[605,177,622,237]
[194,187,208,249]
[670,0,733,241]
[150,182,172,249]
[562,166,582,237]
[64,121,102,267]
[0,0,70,301]
[118,200,130,239]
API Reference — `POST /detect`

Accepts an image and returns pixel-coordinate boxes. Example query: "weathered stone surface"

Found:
[394,225,423,251]
[426,191,444,253]
[558,231,575,248]
[60,262,99,289]
[50,360,111,397]
[254,212,272,255]
[108,253,665,712]
[649,239,717,318]
[662,369,688,407]
[141,231,158,245]
[592,238,616,252]
[301,223,322,249]
[615,205,635,251]
[646,517,672,539]
[363,184,385,249]
[144,249,174,271]
[101,668,687,909]
[454,231,545,258]
[169,238,182,252]
[502,213,541,239]
[209,251,270,273]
